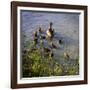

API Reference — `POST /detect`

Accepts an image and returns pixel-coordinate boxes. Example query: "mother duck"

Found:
[46,22,54,38]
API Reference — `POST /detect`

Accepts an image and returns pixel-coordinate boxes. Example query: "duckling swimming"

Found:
[64,52,70,60]
[38,27,43,34]
[50,42,57,49]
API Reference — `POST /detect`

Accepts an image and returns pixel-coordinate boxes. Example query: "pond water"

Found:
[21,10,79,66]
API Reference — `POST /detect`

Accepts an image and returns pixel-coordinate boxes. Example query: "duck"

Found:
[38,27,43,33]
[46,22,54,38]
[64,52,70,60]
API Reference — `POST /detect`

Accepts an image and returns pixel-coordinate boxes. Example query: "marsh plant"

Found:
[22,22,79,77]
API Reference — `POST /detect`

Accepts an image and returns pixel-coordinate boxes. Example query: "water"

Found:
[21,10,79,63]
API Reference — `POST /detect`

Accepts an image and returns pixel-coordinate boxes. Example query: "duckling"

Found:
[51,42,57,49]
[64,52,70,60]
[38,27,42,33]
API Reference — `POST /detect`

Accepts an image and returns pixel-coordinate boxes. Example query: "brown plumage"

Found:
[46,30,52,38]
[64,52,70,60]
[51,42,57,49]
[46,22,54,38]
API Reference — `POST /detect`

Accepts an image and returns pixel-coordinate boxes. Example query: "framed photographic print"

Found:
[11,1,88,89]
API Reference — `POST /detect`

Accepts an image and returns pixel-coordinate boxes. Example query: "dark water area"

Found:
[21,10,79,65]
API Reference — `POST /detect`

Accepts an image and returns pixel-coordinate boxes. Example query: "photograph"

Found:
[21,10,79,78]
[11,1,87,88]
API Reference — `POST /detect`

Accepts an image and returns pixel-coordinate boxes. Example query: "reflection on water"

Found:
[21,10,79,66]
